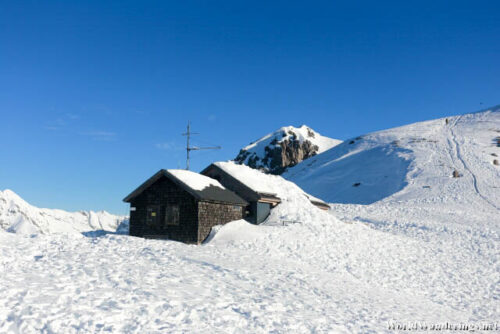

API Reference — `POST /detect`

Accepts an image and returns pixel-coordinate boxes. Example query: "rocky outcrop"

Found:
[234,125,341,175]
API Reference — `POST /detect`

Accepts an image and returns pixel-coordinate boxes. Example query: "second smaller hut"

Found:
[202,162,329,224]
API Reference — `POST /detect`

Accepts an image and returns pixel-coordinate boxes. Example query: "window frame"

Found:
[164,204,180,226]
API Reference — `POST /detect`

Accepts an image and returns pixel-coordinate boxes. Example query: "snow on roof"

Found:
[212,162,327,206]
[123,169,247,205]
[167,169,225,191]
[213,161,279,195]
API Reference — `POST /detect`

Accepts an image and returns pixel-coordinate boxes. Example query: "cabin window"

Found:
[165,205,180,226]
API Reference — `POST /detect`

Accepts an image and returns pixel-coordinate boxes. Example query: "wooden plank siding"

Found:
[198,202,244,243]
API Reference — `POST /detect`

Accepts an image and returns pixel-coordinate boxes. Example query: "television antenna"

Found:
[182,121,221,170]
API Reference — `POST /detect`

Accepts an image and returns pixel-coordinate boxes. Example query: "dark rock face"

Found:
[234,135,320,175]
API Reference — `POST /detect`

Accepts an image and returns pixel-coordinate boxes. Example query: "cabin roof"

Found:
[201,163,281,203]
[211,162,278,196]
[123,169,248,205]
[202,162,330,210]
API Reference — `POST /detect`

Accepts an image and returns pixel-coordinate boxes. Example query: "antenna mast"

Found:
[182,121,221,170]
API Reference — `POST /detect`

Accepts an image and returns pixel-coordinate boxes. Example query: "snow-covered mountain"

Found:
[0,189,128,234]
[234,125,341,174]
[284,106,500,210]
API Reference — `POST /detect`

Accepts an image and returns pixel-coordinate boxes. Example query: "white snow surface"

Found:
[0,189,127,235]
[1,107,499,333]
[167,169,225,191]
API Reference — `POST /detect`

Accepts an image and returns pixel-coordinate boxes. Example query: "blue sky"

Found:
[1,1,499,214]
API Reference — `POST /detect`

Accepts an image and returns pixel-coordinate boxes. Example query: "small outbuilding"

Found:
[123,169,247,243]
[202,162,330,224]
[202,163,281,224]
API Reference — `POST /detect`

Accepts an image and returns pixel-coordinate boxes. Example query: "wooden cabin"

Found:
[123,169,247,243]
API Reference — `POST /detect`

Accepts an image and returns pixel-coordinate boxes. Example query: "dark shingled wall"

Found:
[197,202,244,243]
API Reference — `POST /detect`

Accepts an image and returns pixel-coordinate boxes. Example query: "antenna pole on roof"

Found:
[182,121,221,170]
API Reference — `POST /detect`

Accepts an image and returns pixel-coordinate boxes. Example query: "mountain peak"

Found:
[0,189,29,207]
[234,125,341,175]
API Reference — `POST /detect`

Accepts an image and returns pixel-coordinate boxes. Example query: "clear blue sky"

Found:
[1,1,499,214]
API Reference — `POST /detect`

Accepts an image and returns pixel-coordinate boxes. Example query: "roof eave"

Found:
[124,168,246,205]
[311,201,330,210]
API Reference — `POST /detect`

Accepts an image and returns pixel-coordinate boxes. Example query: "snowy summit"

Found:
[234,125,341,174]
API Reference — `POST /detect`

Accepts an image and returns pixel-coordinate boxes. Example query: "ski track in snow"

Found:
[448,115,499,210]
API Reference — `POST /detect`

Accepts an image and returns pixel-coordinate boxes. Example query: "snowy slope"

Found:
[234,125,341,174]
[284,106,500,209]
[0,189,127,234]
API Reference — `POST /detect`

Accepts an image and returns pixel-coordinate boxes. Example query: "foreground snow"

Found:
[1,195,497,332]
[1,205,496,332]
[0,107,499,332]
